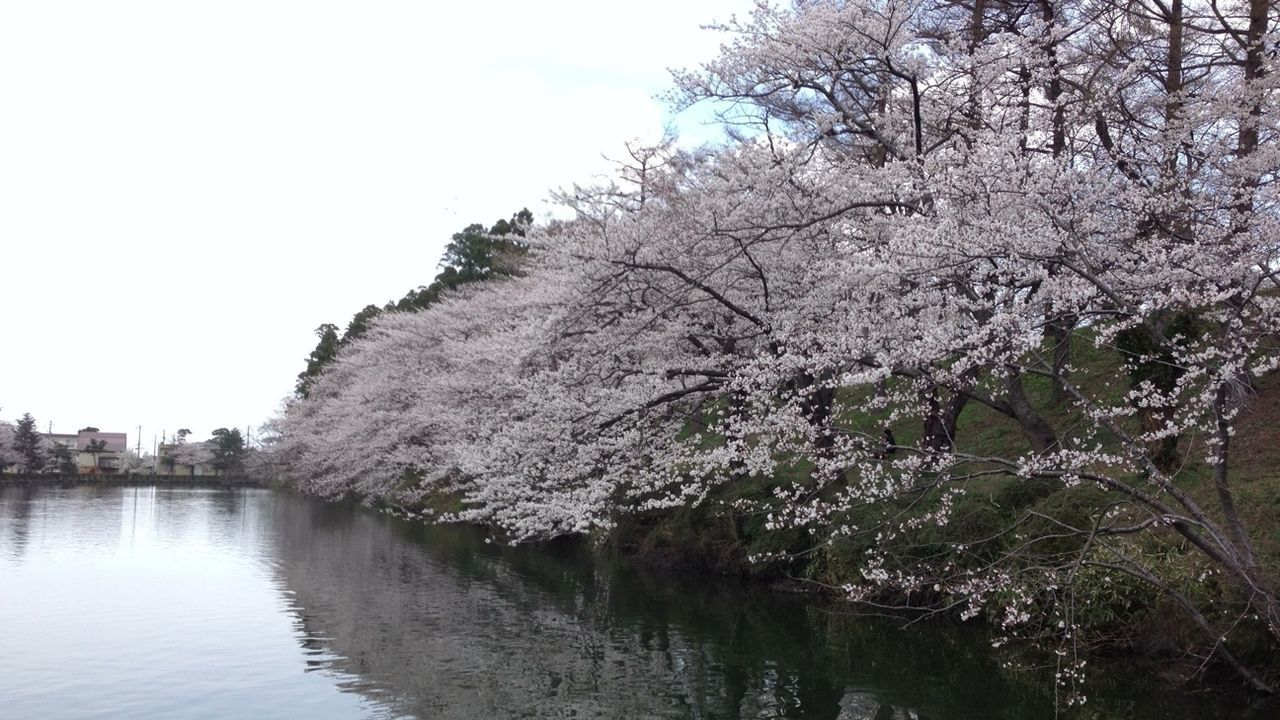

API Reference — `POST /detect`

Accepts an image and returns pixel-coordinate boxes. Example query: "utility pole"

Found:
[136,426,142,456]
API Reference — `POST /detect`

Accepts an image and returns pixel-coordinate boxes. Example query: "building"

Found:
[156,441,218,477]
[41,428,129,474]
[43,433,79,450]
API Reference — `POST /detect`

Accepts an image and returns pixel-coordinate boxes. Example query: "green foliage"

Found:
[1069,562,1150,631]
[13,413,45,473]
[210,427,246,475]
[388,208,532,314]
[993,477,1058,511]
[295,324,340,398]
[614,506,746,573]
[1020,486,1109,558]
[1115,313,1204,472]
[612,464,826,578]
[341,305,382,347]
[437,209,532,285]
[1115,313,1201,394]
[50,444,78,474]
[924,494,1009,559]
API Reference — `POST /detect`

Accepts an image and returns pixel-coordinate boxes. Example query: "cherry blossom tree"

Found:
[278,0,1279,695]
[170,441,215,476]
[0,421,19,473]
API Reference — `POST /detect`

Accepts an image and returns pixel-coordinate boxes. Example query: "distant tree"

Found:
[84,439,108,473]
[12,414,44,473]
[50,444,78,475]
[160,429,192,474]
[172,441,213,476]
[397,208,531,311]
[120,450,150,475]
[433,209,532,291]
[341,305,383,348]
[209,428,246,476]
[296,324,340,398]
[0,421,19,473]
[254,416,283,449]
[78,426,99,433]
[242,416,287,483]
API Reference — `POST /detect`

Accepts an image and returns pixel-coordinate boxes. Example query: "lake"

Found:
[0,485,1271,718]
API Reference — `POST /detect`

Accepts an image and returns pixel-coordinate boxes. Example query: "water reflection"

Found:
[0,486,1271,720]
[0,486,378,720]
[265,497,1262,720]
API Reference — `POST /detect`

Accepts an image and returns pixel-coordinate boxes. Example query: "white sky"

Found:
[0,0,748,450]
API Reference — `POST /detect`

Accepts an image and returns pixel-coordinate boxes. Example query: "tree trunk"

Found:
[921,385,969,453]
[802,381,837,458]
[792,371,839,480]
[1005,370,1057,454]
[1048,309,1076,406]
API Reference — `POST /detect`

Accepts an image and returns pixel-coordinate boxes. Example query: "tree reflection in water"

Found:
[265,495,1259,720]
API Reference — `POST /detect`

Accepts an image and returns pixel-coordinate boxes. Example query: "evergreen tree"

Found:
[210,427,246,475]
[0,422,17,473]
[12,413,45,473]
[295,324,340,397]
[50,444,78,475]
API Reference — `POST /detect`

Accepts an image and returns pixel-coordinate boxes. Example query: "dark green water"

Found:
[0,485,1271,718]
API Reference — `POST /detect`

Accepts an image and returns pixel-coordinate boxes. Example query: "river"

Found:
[0,485,1271,719]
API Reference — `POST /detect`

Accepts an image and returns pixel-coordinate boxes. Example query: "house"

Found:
[42,428,129,474]
[78,431,128,473]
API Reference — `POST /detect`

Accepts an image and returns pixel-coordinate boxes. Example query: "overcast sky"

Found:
[0,0,748,451]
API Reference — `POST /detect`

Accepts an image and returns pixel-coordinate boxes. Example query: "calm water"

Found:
[0,486,1271,719]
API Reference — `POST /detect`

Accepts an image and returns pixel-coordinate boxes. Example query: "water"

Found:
[0,486,1270,719]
